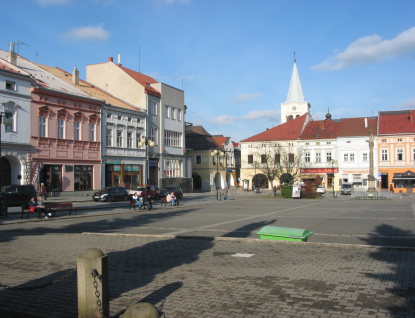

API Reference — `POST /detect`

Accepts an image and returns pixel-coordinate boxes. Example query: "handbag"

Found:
[29,206,36,213]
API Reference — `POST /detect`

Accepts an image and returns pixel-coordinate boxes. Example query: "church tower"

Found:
[280,56,310,124]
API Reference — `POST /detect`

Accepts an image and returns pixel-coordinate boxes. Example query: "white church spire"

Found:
[280,54,310,124]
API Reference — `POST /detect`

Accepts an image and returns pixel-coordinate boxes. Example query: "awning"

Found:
[393,170,415,180]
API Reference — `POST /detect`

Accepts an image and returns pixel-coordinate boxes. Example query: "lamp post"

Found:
[329,159,338,197]
[0,112,13,158]
[211,149,224,199]
[138,137,155,187]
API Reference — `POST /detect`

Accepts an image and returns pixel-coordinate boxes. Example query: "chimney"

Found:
[118,54,121,65]
[108,56,113,62]
[410,110,414,122]
[320,121,325,129]
[364,118,368,128]
[72,65,79,85]
[9,42,17,65]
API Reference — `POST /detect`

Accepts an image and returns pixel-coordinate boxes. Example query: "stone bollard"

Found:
[77,248,109,318]
[120,303,164,318]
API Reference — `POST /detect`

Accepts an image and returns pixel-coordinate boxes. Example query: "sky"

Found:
[2,0,415,142]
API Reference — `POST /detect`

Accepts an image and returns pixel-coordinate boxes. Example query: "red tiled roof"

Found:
[299,118,343,140]
[378,110,415,135]
[241,113,307,142]
[338,117,377,137]
[117,65,161,98]
[213,137,227,149]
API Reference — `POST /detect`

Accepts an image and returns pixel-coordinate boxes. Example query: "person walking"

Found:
[389,183,394,193]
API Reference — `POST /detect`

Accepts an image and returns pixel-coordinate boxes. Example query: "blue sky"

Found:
[2,0,415,142]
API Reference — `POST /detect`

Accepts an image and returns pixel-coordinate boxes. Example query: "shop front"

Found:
[300,168,338,189]
[341,170,370,188]
[391,170,415,193]
[103,158,143,189]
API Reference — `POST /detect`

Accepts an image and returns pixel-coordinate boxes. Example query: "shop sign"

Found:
[103,158,124,164]
[149,159,159,167]
[300,168,338,173]
[343,170,369,174]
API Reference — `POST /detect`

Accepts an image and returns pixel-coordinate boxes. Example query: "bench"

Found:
[160,197,179,207]
[129,199,145,210]
[44,202,76,217]
[21,205,42,219]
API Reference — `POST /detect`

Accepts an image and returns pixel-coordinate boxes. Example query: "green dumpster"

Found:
[257,226,313,242]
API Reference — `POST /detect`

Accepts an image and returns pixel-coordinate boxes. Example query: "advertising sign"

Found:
[292,184,301,198]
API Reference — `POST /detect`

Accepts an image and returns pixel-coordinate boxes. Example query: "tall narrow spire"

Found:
[285,59,305,103]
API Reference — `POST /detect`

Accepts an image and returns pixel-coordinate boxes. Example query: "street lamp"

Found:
[329,159,338,197]
[211,149,224,199]
[0,112,13,158]
[138,137,155,187]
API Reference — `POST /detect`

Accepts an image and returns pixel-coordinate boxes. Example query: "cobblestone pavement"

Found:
[1,190,415,318]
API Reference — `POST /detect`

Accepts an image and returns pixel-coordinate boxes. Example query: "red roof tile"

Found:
[117,65,161,98]
[213,137,227,148]
[338,117,377,137]
[241,114,308,142]
[299,118,343,140]
[378,110,415,135]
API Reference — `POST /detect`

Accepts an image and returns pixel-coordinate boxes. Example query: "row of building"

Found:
[0,44,194,193]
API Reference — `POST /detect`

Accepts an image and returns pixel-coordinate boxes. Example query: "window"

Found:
[363,153,368,162]
[172,108,176,120]
[381,149,388,161]
[347,141,351,143]
[127,131,133,148]
[164,130,182,147]
[5,81,16,90]
[275,154,280,163]
[413,148,415,161]
[344,153,349,162]
[74,121,80,140]
[248,155,253,164]
[4,112,14,132]
[327,142,331,145]
[106,127,113,146]
[150,127,158,145]
[397,138,402,142]
[177,109,182,121]
[117,128,123,147]
[165,105,170,118]
[150,101,158,115]
[350,153,355,162]
[288,153,294,163]
[195,155,202,164]
[89,123,95,141]
[39,116,46,137]
[326,152,332,162]
[382,139,386,143]
[315,153,321,163]
[58,119,64,139]
[117,115,122,120]
[164,159,183,178]
[305,153,310,163]
[397,149,404,161]
[136,132,142,148]
[128,117,132,122]
[74,165,93,191]
[107,113,112,118]
[261,154,266,163]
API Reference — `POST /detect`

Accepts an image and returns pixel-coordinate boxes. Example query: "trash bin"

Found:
[217,192,221,200]
[0,200,8,217]
[257,226,313,242]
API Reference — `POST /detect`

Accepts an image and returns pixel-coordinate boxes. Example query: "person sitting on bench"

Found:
[132,192,143,210]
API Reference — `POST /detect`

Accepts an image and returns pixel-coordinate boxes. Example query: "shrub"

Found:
[281,186,293,198]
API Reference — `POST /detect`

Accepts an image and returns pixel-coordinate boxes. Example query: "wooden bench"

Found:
[44,202,76,217]
[129,199,145,210]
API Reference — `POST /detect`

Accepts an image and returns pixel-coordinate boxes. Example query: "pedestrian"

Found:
[389,183,394,193]
[224,187,229,200]
[39,183,47,200]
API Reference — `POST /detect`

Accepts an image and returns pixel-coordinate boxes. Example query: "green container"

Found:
[257,226,313,242]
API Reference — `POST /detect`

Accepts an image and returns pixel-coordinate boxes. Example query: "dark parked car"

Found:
[160,186,183,199]
[128,185,161,200]
[0,185,37,207]
[93,187,129,202]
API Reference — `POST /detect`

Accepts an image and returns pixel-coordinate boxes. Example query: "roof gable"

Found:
[299,118,343,140]
[378,110,415,135]
[117,65,161,98]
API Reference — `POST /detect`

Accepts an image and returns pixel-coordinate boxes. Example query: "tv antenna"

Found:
[15,40,29,54]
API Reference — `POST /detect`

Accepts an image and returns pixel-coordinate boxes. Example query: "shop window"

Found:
[41,165,62,192]
[74,166,93,191]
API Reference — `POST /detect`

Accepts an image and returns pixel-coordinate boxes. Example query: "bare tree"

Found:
[249,143,303,194]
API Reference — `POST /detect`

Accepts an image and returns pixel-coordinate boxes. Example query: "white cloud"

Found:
[65,24,110,41]
[234,93,262,103]
[210,115,237,125]
[242,110,280,121]
[402,97,415,109]
[313,26,415,71]
[37,0,69,5]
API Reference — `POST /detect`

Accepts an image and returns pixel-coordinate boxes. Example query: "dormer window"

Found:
[5,81,16,90]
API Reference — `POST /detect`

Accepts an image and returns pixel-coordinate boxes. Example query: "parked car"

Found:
[160,186,183,199]
[316,185,326,195]
[93,187,129,202]
[340,183,353,195]
[0,185,37,207]
[128,185,161,200]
